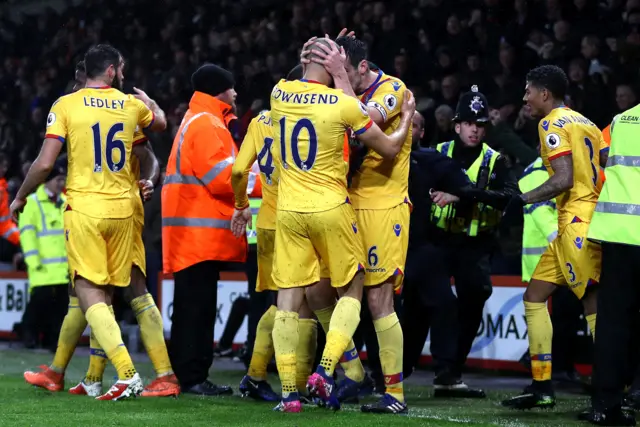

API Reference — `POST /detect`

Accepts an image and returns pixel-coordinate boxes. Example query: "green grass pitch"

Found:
[0,347,592,426]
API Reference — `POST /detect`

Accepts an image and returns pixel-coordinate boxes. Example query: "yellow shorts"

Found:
[256,227,277,292]
[272,203,365,289]
[64,210,134,287]
[131,212,146,277]
[532,221,601,299]
[356,203,410,289]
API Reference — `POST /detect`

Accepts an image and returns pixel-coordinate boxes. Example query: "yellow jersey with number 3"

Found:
[270,79,372,213]
[45,87,155,219]
[235,110,278,229]
[350,71,411,209]
[538,106,604,231]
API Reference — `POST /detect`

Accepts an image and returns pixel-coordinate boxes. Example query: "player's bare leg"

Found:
[502,279,558,410]
[307,272,364,411]
[74,277,142,401]
[272,286,307,413]
[360,278,408,414]
[123,266,179,397]
[24,284,87,392]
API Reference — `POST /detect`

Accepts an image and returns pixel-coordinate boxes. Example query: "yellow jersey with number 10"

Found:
[45,86,155,219]
[538,106,604,231]
[270,79,372,213]
[350,71,411,209]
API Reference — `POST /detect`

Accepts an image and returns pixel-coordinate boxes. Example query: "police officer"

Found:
[403,86,519,397]
[579,110,639,426]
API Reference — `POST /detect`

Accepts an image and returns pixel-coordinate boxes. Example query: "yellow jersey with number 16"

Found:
[270,79,372,213]
[46,86,155,219]
[538,106,604,231]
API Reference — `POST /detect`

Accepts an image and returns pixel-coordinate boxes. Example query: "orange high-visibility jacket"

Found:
[162,92,247,274]
[0,178,19,245]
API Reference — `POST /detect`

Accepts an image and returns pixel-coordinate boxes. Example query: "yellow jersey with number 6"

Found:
[538,106,604,231]
[270,79,372,213]
[45,86,155,219]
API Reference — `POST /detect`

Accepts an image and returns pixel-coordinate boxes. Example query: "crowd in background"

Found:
[0,0,639,270]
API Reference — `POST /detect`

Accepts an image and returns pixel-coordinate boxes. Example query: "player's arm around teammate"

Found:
[304,37,416,413]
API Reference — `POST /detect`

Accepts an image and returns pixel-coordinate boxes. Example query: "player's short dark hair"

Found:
[287,64,303,80]
[75,60,85,73]
[526,65,569,100]
[335,36,368,68]
[84,44,122,79]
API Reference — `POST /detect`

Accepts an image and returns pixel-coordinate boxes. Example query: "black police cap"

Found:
[453,85,490,124]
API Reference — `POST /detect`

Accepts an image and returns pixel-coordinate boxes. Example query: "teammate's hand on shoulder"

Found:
[401,90,416,117]
[10,198,26,221]
[133,87,153,108]
[138,179,154,202]
[430,190,459,207]
[230,207,252,239]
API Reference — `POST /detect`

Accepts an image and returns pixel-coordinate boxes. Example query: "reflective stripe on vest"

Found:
[430,141,500,236]
[33,195,64,237]
[588,105,640,246]
[163,112,235,187]
[247,198,261,245]
[162,217,231,228]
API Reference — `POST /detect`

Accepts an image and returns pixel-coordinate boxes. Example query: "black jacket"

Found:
[408,148,470,247]
[408,142,520,247]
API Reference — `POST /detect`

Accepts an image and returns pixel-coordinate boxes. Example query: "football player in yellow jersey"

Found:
[502,65,605,410]
[261,39,413,413]
[11,44,167,401]
[232,65,321,404]
[305,36,411,414]
[23,61,176,398]
[67,131,179,398]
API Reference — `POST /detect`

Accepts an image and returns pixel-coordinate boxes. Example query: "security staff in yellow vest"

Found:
[519,157,558,282]
[582,108,640,426]
[18,163,67,349]
[407,86,519,398]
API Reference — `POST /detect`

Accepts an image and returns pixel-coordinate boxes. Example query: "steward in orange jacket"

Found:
[161,64,245,394]
[0,177,19,245]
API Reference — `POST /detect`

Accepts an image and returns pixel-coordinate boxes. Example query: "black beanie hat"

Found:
[191,64,235,97]
[46,160,66,182]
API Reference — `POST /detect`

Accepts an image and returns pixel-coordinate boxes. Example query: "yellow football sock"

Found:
[315,304,365,382]
[85,305,114,383]
[375,312,404,402]
[50,297,87,373]
[586,313,596,342]
[248,305,277,381]
[524,301,553,382]
[85,303,136,381]
[320,296,361,376]
[272,310,299,397]
[296,318,318,394]
[131,293,173,376]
